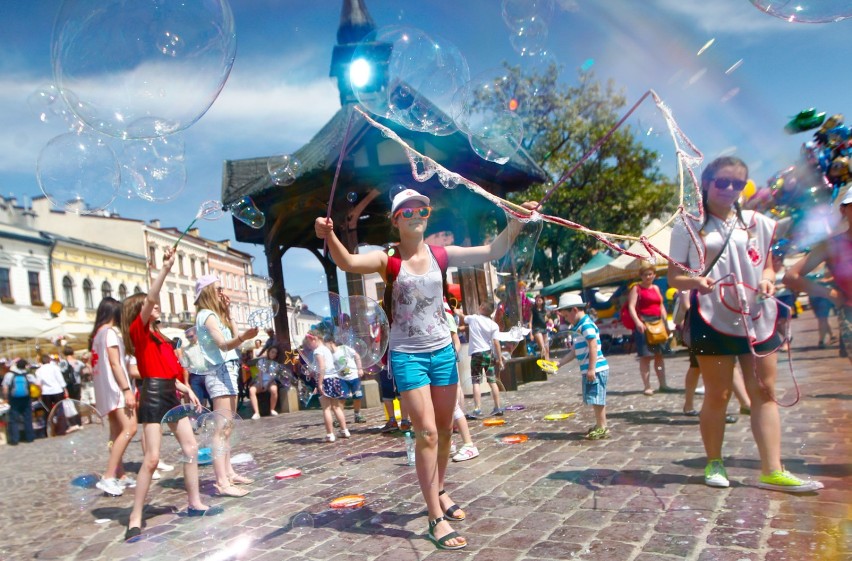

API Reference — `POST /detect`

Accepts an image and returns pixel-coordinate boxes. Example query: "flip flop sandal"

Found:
[683,409,699,417]
[213,484,249,497]
[427,516,466,550]
[438,490,465,521]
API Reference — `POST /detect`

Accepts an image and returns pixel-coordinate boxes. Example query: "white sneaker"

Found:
[450,442,458,455]
[340,429,351,438]
[152,470,162,480]
[251,413,261,420]
[156,461,174,472]
[118,475,137,488]
[452,444,480,462]
[96,477,124,496]
[270,410,278,416]
[695,386,706,395]
[325,433,336,443]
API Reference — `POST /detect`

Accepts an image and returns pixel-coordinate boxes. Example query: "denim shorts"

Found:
[390,343,458,393]
[582,369,608,406]
[204,361,239,399]
[339,377,363,399]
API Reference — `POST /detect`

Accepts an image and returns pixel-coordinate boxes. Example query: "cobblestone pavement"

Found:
[0,315,849,561]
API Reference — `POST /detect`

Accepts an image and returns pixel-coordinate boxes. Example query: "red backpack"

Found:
[383,244,449,326]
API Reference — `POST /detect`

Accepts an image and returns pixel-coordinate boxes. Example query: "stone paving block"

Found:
[642,532,698,557]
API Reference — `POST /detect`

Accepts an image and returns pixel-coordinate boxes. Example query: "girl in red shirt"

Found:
[121,247,222,542]
[627,261,673,395]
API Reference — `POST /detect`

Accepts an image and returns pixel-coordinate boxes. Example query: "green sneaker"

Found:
[757,469,823,493]
[586,427,610,440]
[704,459,729,488]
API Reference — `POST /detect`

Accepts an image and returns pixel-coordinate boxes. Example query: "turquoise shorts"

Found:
[389,343,458,393]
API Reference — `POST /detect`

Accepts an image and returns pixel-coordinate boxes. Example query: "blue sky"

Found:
[0,0,849,296]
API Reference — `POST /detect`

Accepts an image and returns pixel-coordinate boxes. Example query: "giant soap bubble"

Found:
[52,0,237,139]
[295,291,389,377]
[749,0,852,22]
[37,131,120,214]
[352,26,469,136]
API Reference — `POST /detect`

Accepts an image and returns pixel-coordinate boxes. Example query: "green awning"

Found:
[540,252,614,295]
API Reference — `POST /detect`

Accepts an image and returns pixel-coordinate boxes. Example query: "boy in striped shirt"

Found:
[556,292,610,440]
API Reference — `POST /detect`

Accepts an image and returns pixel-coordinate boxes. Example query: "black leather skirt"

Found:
[137,378,181,424]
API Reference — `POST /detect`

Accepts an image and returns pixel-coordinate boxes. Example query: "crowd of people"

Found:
[2,168,848,548]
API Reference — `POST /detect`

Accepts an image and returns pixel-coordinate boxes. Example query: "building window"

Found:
[27,271,42,305]
[168,292,176,315]
[134,285,142,294]
[83,279,94,310]
[0,267,11,301]
[181,293,188,311]
[101,281,112,300]
[190,257,197,279]
[118,284,127,300]
[148,245,157,268]
[62,276,75,308]
[178,254,185,276]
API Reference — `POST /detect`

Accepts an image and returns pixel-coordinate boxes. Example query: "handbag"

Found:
[645,319,668,345]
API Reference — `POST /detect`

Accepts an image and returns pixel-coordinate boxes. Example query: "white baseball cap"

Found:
[194,274,219,301]
[841,188,852,206]
[391,188,430,215]
[556,292,585,310]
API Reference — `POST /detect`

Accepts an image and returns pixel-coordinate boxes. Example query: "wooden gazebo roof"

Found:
[221,103,548,252]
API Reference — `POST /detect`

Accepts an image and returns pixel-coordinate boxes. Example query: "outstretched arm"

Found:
[444,201,539,268]
[784,244,839,303]
[141,247,175,326]
[315,217,387,276]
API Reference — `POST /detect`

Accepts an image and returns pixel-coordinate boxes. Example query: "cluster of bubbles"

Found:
[743,110,851,251]
[256,357,292,391]
[247,307,275,329]
[351,26,527,165]
[266,154,303,186]
[294,292,389,378]
[501,0,555,57]
[490,210,544,329]
[34,0,237,214]
[749,0,852,23]
[159,405,240,465]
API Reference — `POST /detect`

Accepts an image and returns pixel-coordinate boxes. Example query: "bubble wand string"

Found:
[352,105,706,275]
[323,110,357,257]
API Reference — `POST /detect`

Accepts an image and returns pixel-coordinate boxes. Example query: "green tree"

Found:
[497,65,678,288]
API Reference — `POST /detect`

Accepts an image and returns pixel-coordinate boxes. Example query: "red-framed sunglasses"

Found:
[393,206,432,220]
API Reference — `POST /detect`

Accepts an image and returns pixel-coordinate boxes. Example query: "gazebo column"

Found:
[267,242,291,351]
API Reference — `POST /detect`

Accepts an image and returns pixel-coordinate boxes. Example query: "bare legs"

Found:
[104,407,137,479]
[400,384,465,548]
[639,353,669,393]
[533,331,550,361]
[248,385,278,417]
[211,395,246,489]
[127,419,210,531]
[683,366,701,413]
[320,396,348,436]
[695,354,782,475]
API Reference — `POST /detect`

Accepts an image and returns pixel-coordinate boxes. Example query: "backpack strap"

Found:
[383,244,450,326]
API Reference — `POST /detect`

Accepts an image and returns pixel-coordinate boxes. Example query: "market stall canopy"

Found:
[540,252,614,296]
[581,219,672,288]
[0,305,67,339]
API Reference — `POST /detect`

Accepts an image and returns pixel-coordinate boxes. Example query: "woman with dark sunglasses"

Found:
[316,187,536,550]
[667,156,821,493]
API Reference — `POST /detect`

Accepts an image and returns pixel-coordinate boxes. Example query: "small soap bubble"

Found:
[346,192,358,203]
[229,196,265,229]
[290,512,314,534]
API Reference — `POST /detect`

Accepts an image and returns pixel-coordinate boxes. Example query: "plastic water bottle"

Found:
[404,430,416,466]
